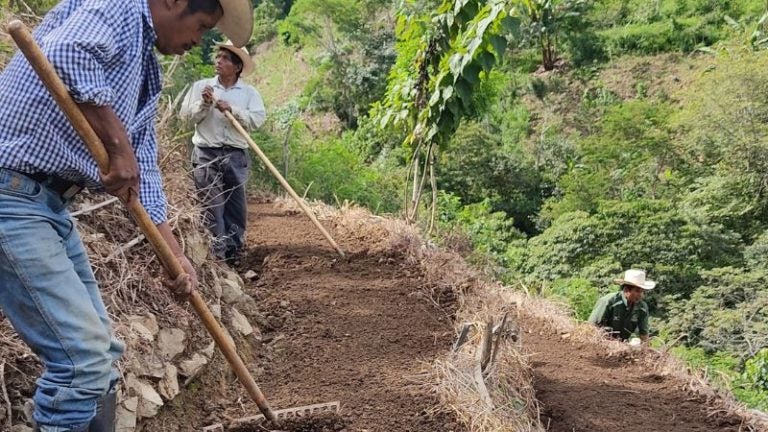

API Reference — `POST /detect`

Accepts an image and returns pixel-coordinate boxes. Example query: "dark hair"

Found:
[184,0,222,16]
[219,48,243,79]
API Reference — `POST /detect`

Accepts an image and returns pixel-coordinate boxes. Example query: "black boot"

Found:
[88,392,116,432]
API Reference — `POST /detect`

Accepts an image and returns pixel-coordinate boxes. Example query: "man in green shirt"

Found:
[588,269,656,341]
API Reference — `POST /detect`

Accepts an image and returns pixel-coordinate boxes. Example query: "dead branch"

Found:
[71,197,119,217]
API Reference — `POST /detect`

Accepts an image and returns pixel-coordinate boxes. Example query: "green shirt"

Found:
[588,291,649,340]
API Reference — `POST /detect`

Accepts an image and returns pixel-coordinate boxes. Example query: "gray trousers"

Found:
[192,146,250,260]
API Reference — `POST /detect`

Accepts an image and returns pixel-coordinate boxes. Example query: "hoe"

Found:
[6,20,339,430]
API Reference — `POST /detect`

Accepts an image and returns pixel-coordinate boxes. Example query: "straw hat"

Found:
[615,269,656,290]
[216,0,254,47]
[217,40,254,77]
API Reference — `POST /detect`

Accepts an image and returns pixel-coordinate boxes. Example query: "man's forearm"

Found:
[79,104,132,161]
[156,222,184,257]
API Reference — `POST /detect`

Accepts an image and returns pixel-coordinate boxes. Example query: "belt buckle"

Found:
[61,184,82,200]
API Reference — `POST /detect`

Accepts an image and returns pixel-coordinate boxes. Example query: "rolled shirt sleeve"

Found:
[230,87,266,130]
[135,127,168,224]
[40,4,118,106]
[180,81,211,125]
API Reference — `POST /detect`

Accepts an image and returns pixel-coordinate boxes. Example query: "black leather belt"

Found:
[27,172,83,200]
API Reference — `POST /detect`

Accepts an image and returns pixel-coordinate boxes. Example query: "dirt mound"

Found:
[521,317,746,432]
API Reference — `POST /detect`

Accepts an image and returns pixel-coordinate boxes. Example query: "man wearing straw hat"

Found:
[0,0,253,430]
[180,42,266,266]
[588,269,656,342]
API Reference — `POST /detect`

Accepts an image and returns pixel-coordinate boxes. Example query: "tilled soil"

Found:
[234,203,461,431]
[521,317,747,432]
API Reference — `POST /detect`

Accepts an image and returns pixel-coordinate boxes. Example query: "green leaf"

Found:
[462,62,481,85]
[449,53,464,78]
[489,34,507,57]
[455,77,472,102]
[477,50,496,72]
[500,15,521,36]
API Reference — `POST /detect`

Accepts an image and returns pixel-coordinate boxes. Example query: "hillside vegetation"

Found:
[234,0,768,411]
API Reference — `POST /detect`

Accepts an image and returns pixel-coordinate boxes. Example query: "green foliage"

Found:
[281,0,396,128]
[9,0,57,14]
[289,137,404,213]
[379,0,519,146]
[600,17,724,55]
[744,349,768,392]
[543,278,603,320]
[517,0,593,69]
[438,121,546,234]
[543,99,678,222]
[664,267,768,355]
[664,345,768,411]
[744,230,768,269]
[525,199,742,299]
[437,192,524,271]
[165,46,216,100]
[251,0,283,44]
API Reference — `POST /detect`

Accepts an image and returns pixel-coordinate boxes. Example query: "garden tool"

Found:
[217,105,346,258]
[6,20,340,428]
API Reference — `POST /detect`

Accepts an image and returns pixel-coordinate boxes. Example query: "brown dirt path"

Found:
[520,317,746,432]
[233,203,462,431]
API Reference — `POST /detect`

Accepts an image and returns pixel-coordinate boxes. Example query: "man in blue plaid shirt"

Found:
[0,0,252,430]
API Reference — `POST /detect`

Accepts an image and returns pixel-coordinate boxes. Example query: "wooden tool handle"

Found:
[223,111,346,257]
[6,20,277,423]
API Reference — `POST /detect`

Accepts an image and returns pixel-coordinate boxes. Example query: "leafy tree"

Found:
[664,267,768,356]
[438,121,547,234]
[517,0,592,70]
[281,0,396,128]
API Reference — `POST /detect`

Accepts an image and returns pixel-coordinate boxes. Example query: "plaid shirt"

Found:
[0,0,167,223]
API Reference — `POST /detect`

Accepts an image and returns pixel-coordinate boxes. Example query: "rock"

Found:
[202,342,215,359]
[221,278,244,304]
[235,296,268,327]
[116,397,138,432]
[22,398,33,424]
[125,375,163,419]
[186,232,209,266]
[131,354,165,379]
[211,272,223,299]
[10,425,33,432]
[127,314,159,342]
[243,270,258,280]
[179,353,209,379]
[230,308,253,336]
[211,303,222,319]
[157,328,186,360]
[158,364,180,401]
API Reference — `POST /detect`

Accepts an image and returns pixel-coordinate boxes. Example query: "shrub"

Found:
[543,278,604,320]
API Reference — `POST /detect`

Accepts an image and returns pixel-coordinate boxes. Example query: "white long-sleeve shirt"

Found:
[180,77,266,150]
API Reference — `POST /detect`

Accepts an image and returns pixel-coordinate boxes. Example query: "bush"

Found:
[543,278,604,320]
[600,18,723,55]
[288,137,403,213]
[663,267,768,355]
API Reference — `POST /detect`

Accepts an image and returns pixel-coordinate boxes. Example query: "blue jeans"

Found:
[0,169,124,431]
